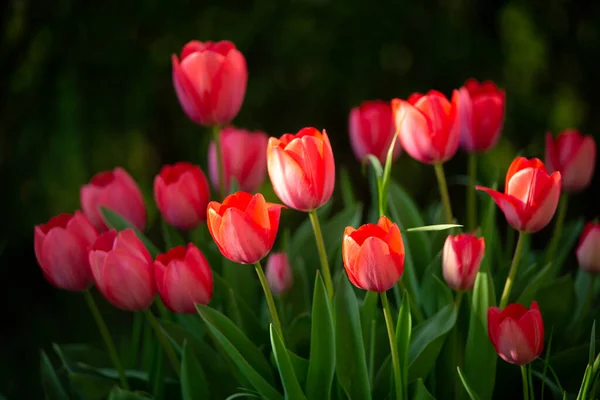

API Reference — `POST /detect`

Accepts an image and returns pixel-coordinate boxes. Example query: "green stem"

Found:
[254,261,285,343]
[499,231,527,308]
[381,291,403,400]
[546,193,568,264]
[398,279,424,323]
[521,365,530,400]
[368,318,377,387]
[434,163,454,225]
[467,153,477,231]
[212,125,226,198]
[455,291,464,313]
[84,290,130,390]
[308,209,335,300]
[144,309,180,377]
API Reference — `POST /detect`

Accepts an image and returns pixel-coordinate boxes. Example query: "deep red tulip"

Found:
[207,192,284,264]
[576,222,600,273]
[488,301,544,365]
[172,40,247,126]
[442,233,485,291]
[208,126,268,193]
[267,127,335,211]
[342,216,405,292]
[458,79,505,153]
[349,100,401,164]
[476,157,561,233]
[154,162,210,230]
[154,244,213,313]
[266,252,293,295]
[545,129,596,193]
[34,212,97,291]
[81,167,147,232]
[391,90,461,164]
[89,229,155,311]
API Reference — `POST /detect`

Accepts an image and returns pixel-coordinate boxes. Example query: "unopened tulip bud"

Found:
[442,234,485,291]
[576,222,600,273]
[266,252,293,295]
[545,129,596,193]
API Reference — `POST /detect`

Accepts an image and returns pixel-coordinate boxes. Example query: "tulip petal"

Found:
[562,136,596,192]
[219,208,268,264]
[518,305,544,358]
[522,172,561,233]
[487,306,503,348]
[102,251,154,311]
[393,99,436,163]
[476,186,525,231]
[496,319,537,364]
[41,228,91,291]
[245,194,270,230]
[355,237,402,292]
[268,145,313,211]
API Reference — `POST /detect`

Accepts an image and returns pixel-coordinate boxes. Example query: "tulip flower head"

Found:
[442,233,486,291]
[342,216,405,292]
[476,157,562,233]
[545,129,596,193]
[576,222,600,273]
[488,301,544,365]
[266,252,294,296]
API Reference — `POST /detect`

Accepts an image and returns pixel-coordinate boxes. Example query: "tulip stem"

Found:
[467,153,477,231]
[455,291,464,313]
[254,261,285,343]
[308,209,335,300]
[83,290,130,390]
[381,291,403,400]
[500,231,527,308]
[546,193,568,265]
[143,309,181,377]
[398,280,424,323]
[520,365,530,400]
[434,163,454,225]
[212,125,226,198]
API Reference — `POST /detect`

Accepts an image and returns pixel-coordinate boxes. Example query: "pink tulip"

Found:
[545,129,596,193]
[266,252,293,295]
[576,222,600,273]
[442,233,485,291]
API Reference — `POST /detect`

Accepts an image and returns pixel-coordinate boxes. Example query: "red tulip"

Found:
[342,216,405,292]
[208,126,268,193]
[81,167,146,232]
[89,229,155,311]
[267,127,335,211]
[545,129,596,193]
[154,162,210,230]
[488,301,544,365]
[266,252,293,295]
[391,90,461,164]
[476,157,562,233]
[442,233,486,291]
[458,79,505,153]
[34,212,97,291]
[207,192,284,264]
[172,40,247,126]
[154,244,213,313]
[349,100,401,164]
[576,222,600,273]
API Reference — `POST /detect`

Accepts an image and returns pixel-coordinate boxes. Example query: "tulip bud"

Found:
[442,234,485,291]
[154,244,213,313]
[207,192,284,264]
[458,79,505,153]
[208,126,269,193]
[172,40,247,126]
[487,301,544,365]
[342,216,405,292]
[154,162,211,230]
[391,90,461,164]
[266,252,293,295]
[89,229,155,311]
[267,127,335,212]
[349,100,401,164]
[576,222,600,273]
[80,167,147,232]
[476,157,562,233]
[545,129,596,193]
[34,212,98,291]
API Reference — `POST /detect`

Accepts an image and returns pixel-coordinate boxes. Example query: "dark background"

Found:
[1,0,599,398]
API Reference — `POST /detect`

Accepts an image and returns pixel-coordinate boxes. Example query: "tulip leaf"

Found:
[361,154,384,178]
[181,340,210,400]
[340,167,357,207]
[334,275,372,400]
[457,367,483,400]
[270,325,307,400]
[414,379,436,400]
[40,350,69,400]
[100,207,161,257]
[160,218,186,249]
[404,224,463,232]
[107,387,152,400]
[380,134,399,214]
[397,291,412,400]
[534,275,576,334]
[408,303,457,382]
[68,372,115,400]
[360,291,379,362]
[372,354,392,399]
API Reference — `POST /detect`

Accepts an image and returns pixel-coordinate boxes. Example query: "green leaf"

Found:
[360,291,379,354]
[591,321,597,365]
[270,326,307,400]
[457,367,483,400]
[160,218,186,249]
[372,355,392,399]
[181,340,210,400]
[288,351,309,387]
[397,291,412,400]
[479,182,499,275]
[362,155,384,178]
[404,224,463,232]
[532,275,576,333]
[306,272,335,400]
[380,135,400,215]
[107,387,152,400]
[40,350,69,400]
[408,304,457,382]
[334,275,372,400]
[340,167,357,207]
[414,379,436,400]
[100,207,161,257]
[68,373,115,400]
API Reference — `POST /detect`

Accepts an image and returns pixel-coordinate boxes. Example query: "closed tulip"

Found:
[267,127,335,211]
[34,212,97,291]
[342,216,405,292]
[576,222,600,273]
[154,162,210,230]
[458,79,505,153]
[266,252,293,295]
[443,233,486,291]
[208,126,269,193]
[391,90,461,164]
[476,157,562,233]
[545,129,596,193]
[349,100,401,164]
[207,192,284,264]
[89,229,155,311]
[488,301,544,365]
[172,40,247,126]
[81,167,147,232]
[154,244,213,313]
